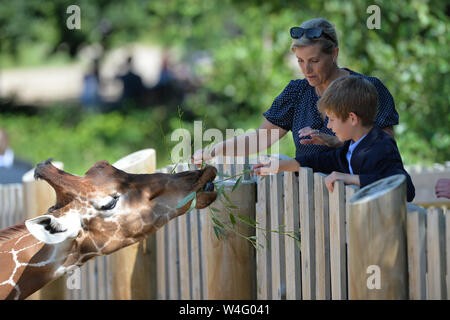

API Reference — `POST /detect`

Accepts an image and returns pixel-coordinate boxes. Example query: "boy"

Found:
[253,75,415,202]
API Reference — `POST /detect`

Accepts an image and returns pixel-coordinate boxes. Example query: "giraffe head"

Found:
[25,159,217,260]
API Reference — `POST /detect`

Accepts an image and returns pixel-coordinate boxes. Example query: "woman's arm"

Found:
[192,119,287,165]
[252,158,299,176]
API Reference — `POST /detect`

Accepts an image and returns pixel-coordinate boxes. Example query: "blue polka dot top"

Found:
[263,68,399,158]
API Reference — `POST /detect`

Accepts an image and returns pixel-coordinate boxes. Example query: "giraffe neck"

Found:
[0,222,73,300]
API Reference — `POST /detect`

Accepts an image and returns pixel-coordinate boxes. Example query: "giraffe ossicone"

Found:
[0,159,217,300]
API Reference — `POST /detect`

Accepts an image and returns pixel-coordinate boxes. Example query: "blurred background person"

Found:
[115,55,145,106]
[80,58,103,112]
[0,128,32,184]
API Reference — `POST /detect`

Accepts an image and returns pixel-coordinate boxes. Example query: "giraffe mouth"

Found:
[194,166,218,209]
[196,165,217,194]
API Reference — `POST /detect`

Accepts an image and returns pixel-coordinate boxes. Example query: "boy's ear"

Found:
[348,112,359,126]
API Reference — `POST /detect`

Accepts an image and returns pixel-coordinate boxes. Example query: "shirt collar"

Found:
[348,134,368,154]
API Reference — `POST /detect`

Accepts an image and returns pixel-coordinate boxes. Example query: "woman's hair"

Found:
[290,18,338,54]
[317,75,378,127]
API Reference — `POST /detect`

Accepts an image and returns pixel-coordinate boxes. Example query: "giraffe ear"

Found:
[25,214,81,244]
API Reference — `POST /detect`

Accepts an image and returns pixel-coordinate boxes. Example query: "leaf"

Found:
[221,190,232,204]
[210,207,221,213]
[213,225,226,240]
[216,172,230,178]
[236,214,258,226]
[213,226,222,240]
[175,191,196,209]
[232,176,242,192]
[185,196,197,215]
[211,216,225,229]
[229,213,236,226]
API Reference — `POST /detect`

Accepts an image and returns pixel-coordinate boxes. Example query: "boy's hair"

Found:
[317,75,378,127]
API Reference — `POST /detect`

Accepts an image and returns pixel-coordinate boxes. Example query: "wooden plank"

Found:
[0,187,6,230]
[345,186,359,247]
[284,172,301,300]
[82,263,89,299]
[299,167,315,300]
[314,172,331,300]
[88,259,96,299]
[329,180,347,300]
[15,184,24,223]
[156,167,168,299]
[177,163,191,299]
[446,208,450,300]
[188,164,202,300]
[426,207,447,299]
[167,164,180,299]
[6,185,13,227]
[406,204,427,300]
[256,175,271,300]
[270,172,285,299]
[96,255,106,300]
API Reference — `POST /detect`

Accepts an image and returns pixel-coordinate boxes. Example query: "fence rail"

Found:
[0,152,449,300]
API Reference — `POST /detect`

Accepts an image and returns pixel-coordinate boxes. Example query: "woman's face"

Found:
[294,43,338,88]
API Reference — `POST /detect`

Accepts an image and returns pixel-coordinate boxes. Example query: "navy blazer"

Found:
[295,126,415,202]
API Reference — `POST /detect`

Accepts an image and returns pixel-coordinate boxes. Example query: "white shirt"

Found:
[0,148,14,168]
[346,135,367,174]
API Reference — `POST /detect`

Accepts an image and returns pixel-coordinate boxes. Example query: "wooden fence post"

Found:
[284,172,301,300]
[426,207,447,299]
[108,149,156,299]
[348,174,409,299]
[22,161,66,300]
[202,178,257,299]
[256,175,271,300]
[299,167,315,300]
[314,172,331,299]
[329,180,347,300]
[406,203,427,300]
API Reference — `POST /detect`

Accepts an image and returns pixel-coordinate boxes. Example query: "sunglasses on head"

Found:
[290,27,335,44]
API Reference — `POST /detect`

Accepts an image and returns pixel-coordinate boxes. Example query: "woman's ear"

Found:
[332,47,339,64]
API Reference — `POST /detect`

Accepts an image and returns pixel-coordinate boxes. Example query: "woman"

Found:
[192,18,398,165]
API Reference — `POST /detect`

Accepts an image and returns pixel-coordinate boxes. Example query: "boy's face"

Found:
[326,111,353,142]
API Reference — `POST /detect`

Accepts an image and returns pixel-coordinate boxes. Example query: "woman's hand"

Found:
[191,147,213,168]
[251,157,280,177]
[435,178,450,199]
[298,126,342,148]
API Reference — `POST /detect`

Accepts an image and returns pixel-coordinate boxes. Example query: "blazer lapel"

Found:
[349,126,381,174]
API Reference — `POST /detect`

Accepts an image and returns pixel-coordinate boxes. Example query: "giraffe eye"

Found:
[99,196,119,211]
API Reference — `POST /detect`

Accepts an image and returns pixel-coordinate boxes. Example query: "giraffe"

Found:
[0,159,217,300]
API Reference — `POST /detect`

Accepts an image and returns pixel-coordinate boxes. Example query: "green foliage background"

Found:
[0,0,448,175]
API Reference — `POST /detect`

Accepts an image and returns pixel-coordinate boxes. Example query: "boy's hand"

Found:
[325,171,360,193]
[298,126,343,148]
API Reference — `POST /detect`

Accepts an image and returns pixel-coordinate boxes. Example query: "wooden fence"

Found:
[0,152,449,300]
